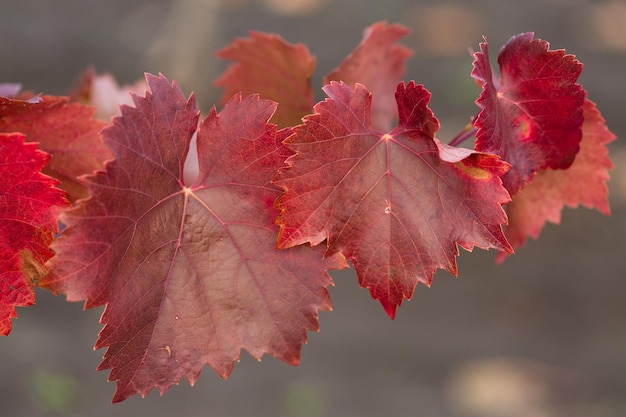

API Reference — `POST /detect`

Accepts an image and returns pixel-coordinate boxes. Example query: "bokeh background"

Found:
[2,0,626,416]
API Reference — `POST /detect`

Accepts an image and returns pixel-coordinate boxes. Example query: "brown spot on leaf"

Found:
[20,249,48,287]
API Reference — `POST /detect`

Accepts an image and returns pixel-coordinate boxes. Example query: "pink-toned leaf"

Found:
[43,74,345,402]
[71,68,148,121]
[324,21,413,131]
[275,81,512,318]
[0,95,110,201]
[215,32,316,128]
[498,98,616,261]
[0,133,68,335]
[472,33,586,196]
[0,83,22,98]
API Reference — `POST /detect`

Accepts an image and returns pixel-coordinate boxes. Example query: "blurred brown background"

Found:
[2,0,626,416]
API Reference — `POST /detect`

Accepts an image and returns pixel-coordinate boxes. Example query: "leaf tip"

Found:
[383,304,398,319]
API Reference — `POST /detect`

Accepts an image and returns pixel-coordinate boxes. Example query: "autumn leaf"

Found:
[43,74,346,402]
[472,33,586,196]
[275,81,512,318]
[324,21,413,131]
[214,21,413,132]
[215,32,316,128]
[498,98,615,260]
[0,94,110,201]
[0,133,68,335]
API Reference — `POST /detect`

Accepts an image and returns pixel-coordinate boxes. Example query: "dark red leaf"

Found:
[215,32,316,128]
[275,81,512,318]
[498,98,616,261]
[472,33,586,196]
[0,95,110,201]
[0,133,68,335]
[324,21,413,131]
[43,74,345,402]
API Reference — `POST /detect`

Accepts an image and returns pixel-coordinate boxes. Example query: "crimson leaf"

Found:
[0,133,68,335]
[214,32,316,128]
[275,81,512,318]
[499,98,616,260]
[472,32,586,196]
[0,95,110,201]
[43,74,345,402]
[324,21,413,131]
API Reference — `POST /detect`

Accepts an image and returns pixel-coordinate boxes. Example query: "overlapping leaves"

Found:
[275,81,513,317]
[44,74,345,402]
[0,93,110,201]
[323,21,413,131]
[0,22,616,404]
[215,21,412,129]
[0,133,68,335]
[214,32,316,128]
[1,89,104,334]
[472,32,586,196]
[500,98,615,259]
[471,33,614,254]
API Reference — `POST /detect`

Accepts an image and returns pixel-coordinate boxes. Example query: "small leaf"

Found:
[215,32,316,128]
[275,81,512,318]
[498,98,616,261]
[324,21,413,131]
[472,33,586,196]
[0,95,110,201]
[0,133,68,335]
[0,83,22,98]
[71,68,148,121]
[44,74,345,402]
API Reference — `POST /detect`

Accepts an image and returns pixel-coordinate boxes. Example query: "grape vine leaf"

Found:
[214,21,413,131]
[275,81,512,318]
[0,133,68,335]
[498,98,615,260]
[324,21,413,131]
[0,94,110,201]
[43,74,346,402]
[215,32,316,128]
[472,32,586,196]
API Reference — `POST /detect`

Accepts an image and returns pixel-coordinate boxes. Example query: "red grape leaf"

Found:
[43,74,346,402]
[275,81,512,318]
[215,32,316,128]
[472,33,586,196]
[323,21,413,131]
[0,133,68,335]
[0,95,110,201]
[498,98,615,261]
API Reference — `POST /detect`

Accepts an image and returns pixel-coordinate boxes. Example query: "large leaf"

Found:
[472,33,586,196]
[0,95,110,201]
[324,21,413,131]
[275,81,512,318]
[215,32,316,128]
[43,74,345,402]
[0,133,68,335]
[499,98,616,260]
